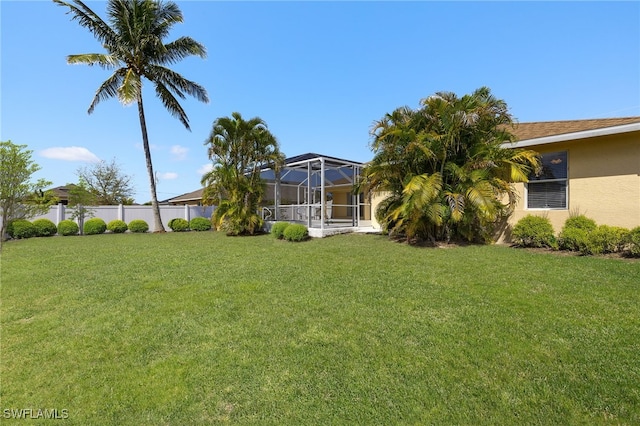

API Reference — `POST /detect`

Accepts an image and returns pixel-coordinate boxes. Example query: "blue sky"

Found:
[2,1,639,203]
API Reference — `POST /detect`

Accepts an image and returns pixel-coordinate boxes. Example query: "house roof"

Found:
[164,188,204,204]
[48,184,78,199]
[507,116,640,148]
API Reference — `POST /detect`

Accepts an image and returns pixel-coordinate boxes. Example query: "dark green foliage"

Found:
[9,219,36,239]
[57,219,79,236]
[271,221,291,239]
[511,215,557,248]
[168,218,189,232]
[107,219,128,234]
[84,218,107,235]
[128,219,149,233]
[580,225,629,255]
[283,223,309,242]
[627,227,640,257]
[189,217,211,231]
[32,218,58,237]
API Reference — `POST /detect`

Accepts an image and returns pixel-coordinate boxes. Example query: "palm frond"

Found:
[87,68,126,114]
[67,53,121,69]
[154,81,189,129]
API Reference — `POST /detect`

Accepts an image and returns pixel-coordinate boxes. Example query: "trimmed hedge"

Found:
[58,220,79,236]
[107,219,128,234]
[271,221,291,239]
[511,215,556,249]
[283,223,309,242]
[628,227,640,257]
[189,217,211,231]
[32,218,58,237]
[558,215,597,251]
[168,218,189,232]
[128,219,149,233]
[9,219,36,239]
[84,218,107,235]
[580,225,628,255]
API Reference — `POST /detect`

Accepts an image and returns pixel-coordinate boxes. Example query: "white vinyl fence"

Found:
[3,203,215,232]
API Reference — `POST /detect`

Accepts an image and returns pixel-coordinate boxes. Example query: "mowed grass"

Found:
[1,232,639,425]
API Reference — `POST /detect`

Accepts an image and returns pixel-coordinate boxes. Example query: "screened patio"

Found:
[259,153,373,237]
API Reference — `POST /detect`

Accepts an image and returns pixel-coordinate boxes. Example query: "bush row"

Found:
[5,217,214,239]
[6,218,151,238]
[270,222,309,242]
[512,214,640,257]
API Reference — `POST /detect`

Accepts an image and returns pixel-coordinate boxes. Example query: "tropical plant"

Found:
[357,87,540,243]
[0,141,53,244]
[54,0,209,232]
[201,112,284,236]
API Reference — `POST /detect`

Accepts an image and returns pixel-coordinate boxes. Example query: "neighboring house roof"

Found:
[164,188,205,204]
[508,116,640,148]
[48,184,78,200]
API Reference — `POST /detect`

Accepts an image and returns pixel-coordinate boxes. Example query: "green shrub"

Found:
[107,219,128,234]
[32,218,58,237]
[558,227,589,252]
[128,219,149,233]
[9,219,36,239]
[283,223,309,242]
[57,219,79,236]
[627,227,640,257]
[580,225,629,255]
[511,215,556,249]
[558,214,597,251]
[168,218,189,232]
[189,217,211,231]
[84,218,107,235]
[271,221,291,239]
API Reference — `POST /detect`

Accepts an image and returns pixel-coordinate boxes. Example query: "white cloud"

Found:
[170,145,188,161]
[157,172,178,180]
[40,146,100,162]
[197,163,213,175]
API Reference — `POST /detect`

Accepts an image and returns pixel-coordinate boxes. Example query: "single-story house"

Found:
[170,117,639,238]
[162,188,205,206]
[502,116,640,238]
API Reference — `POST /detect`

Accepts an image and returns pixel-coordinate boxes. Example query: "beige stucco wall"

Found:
[508,131,640,238]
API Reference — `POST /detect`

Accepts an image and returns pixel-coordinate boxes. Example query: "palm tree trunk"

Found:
[137,93,165,233]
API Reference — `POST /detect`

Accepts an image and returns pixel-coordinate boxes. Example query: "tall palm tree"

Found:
[54,0,209,232]
[201,112,284,235]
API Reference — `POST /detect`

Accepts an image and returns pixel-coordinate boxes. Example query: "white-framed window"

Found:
[526,151,568,209]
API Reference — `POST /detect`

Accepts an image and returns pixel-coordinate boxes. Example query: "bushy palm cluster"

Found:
[201,112,284,235]
[358,87,540,243]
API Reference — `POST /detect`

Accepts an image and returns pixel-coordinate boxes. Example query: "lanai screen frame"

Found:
[260,154,365,231]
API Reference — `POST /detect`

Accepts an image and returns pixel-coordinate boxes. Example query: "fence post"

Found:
[118,204,124,222]
[184,204,190,223]
[56,203,65,226]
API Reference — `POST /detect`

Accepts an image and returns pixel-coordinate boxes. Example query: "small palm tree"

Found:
[54,0,209,232]
[201,112,284,235]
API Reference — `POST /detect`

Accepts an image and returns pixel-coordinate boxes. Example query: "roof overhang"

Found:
[504,122,640,149]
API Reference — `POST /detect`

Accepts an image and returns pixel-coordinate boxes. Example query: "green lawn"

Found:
[1,232,639,424]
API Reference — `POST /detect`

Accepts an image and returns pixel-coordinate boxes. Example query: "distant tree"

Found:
[54,0,209,232]
[66,178,96,235]
[0,141,53,244]
[201,112,285,235]
[77,159,135,205]
[357,87,541,243]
